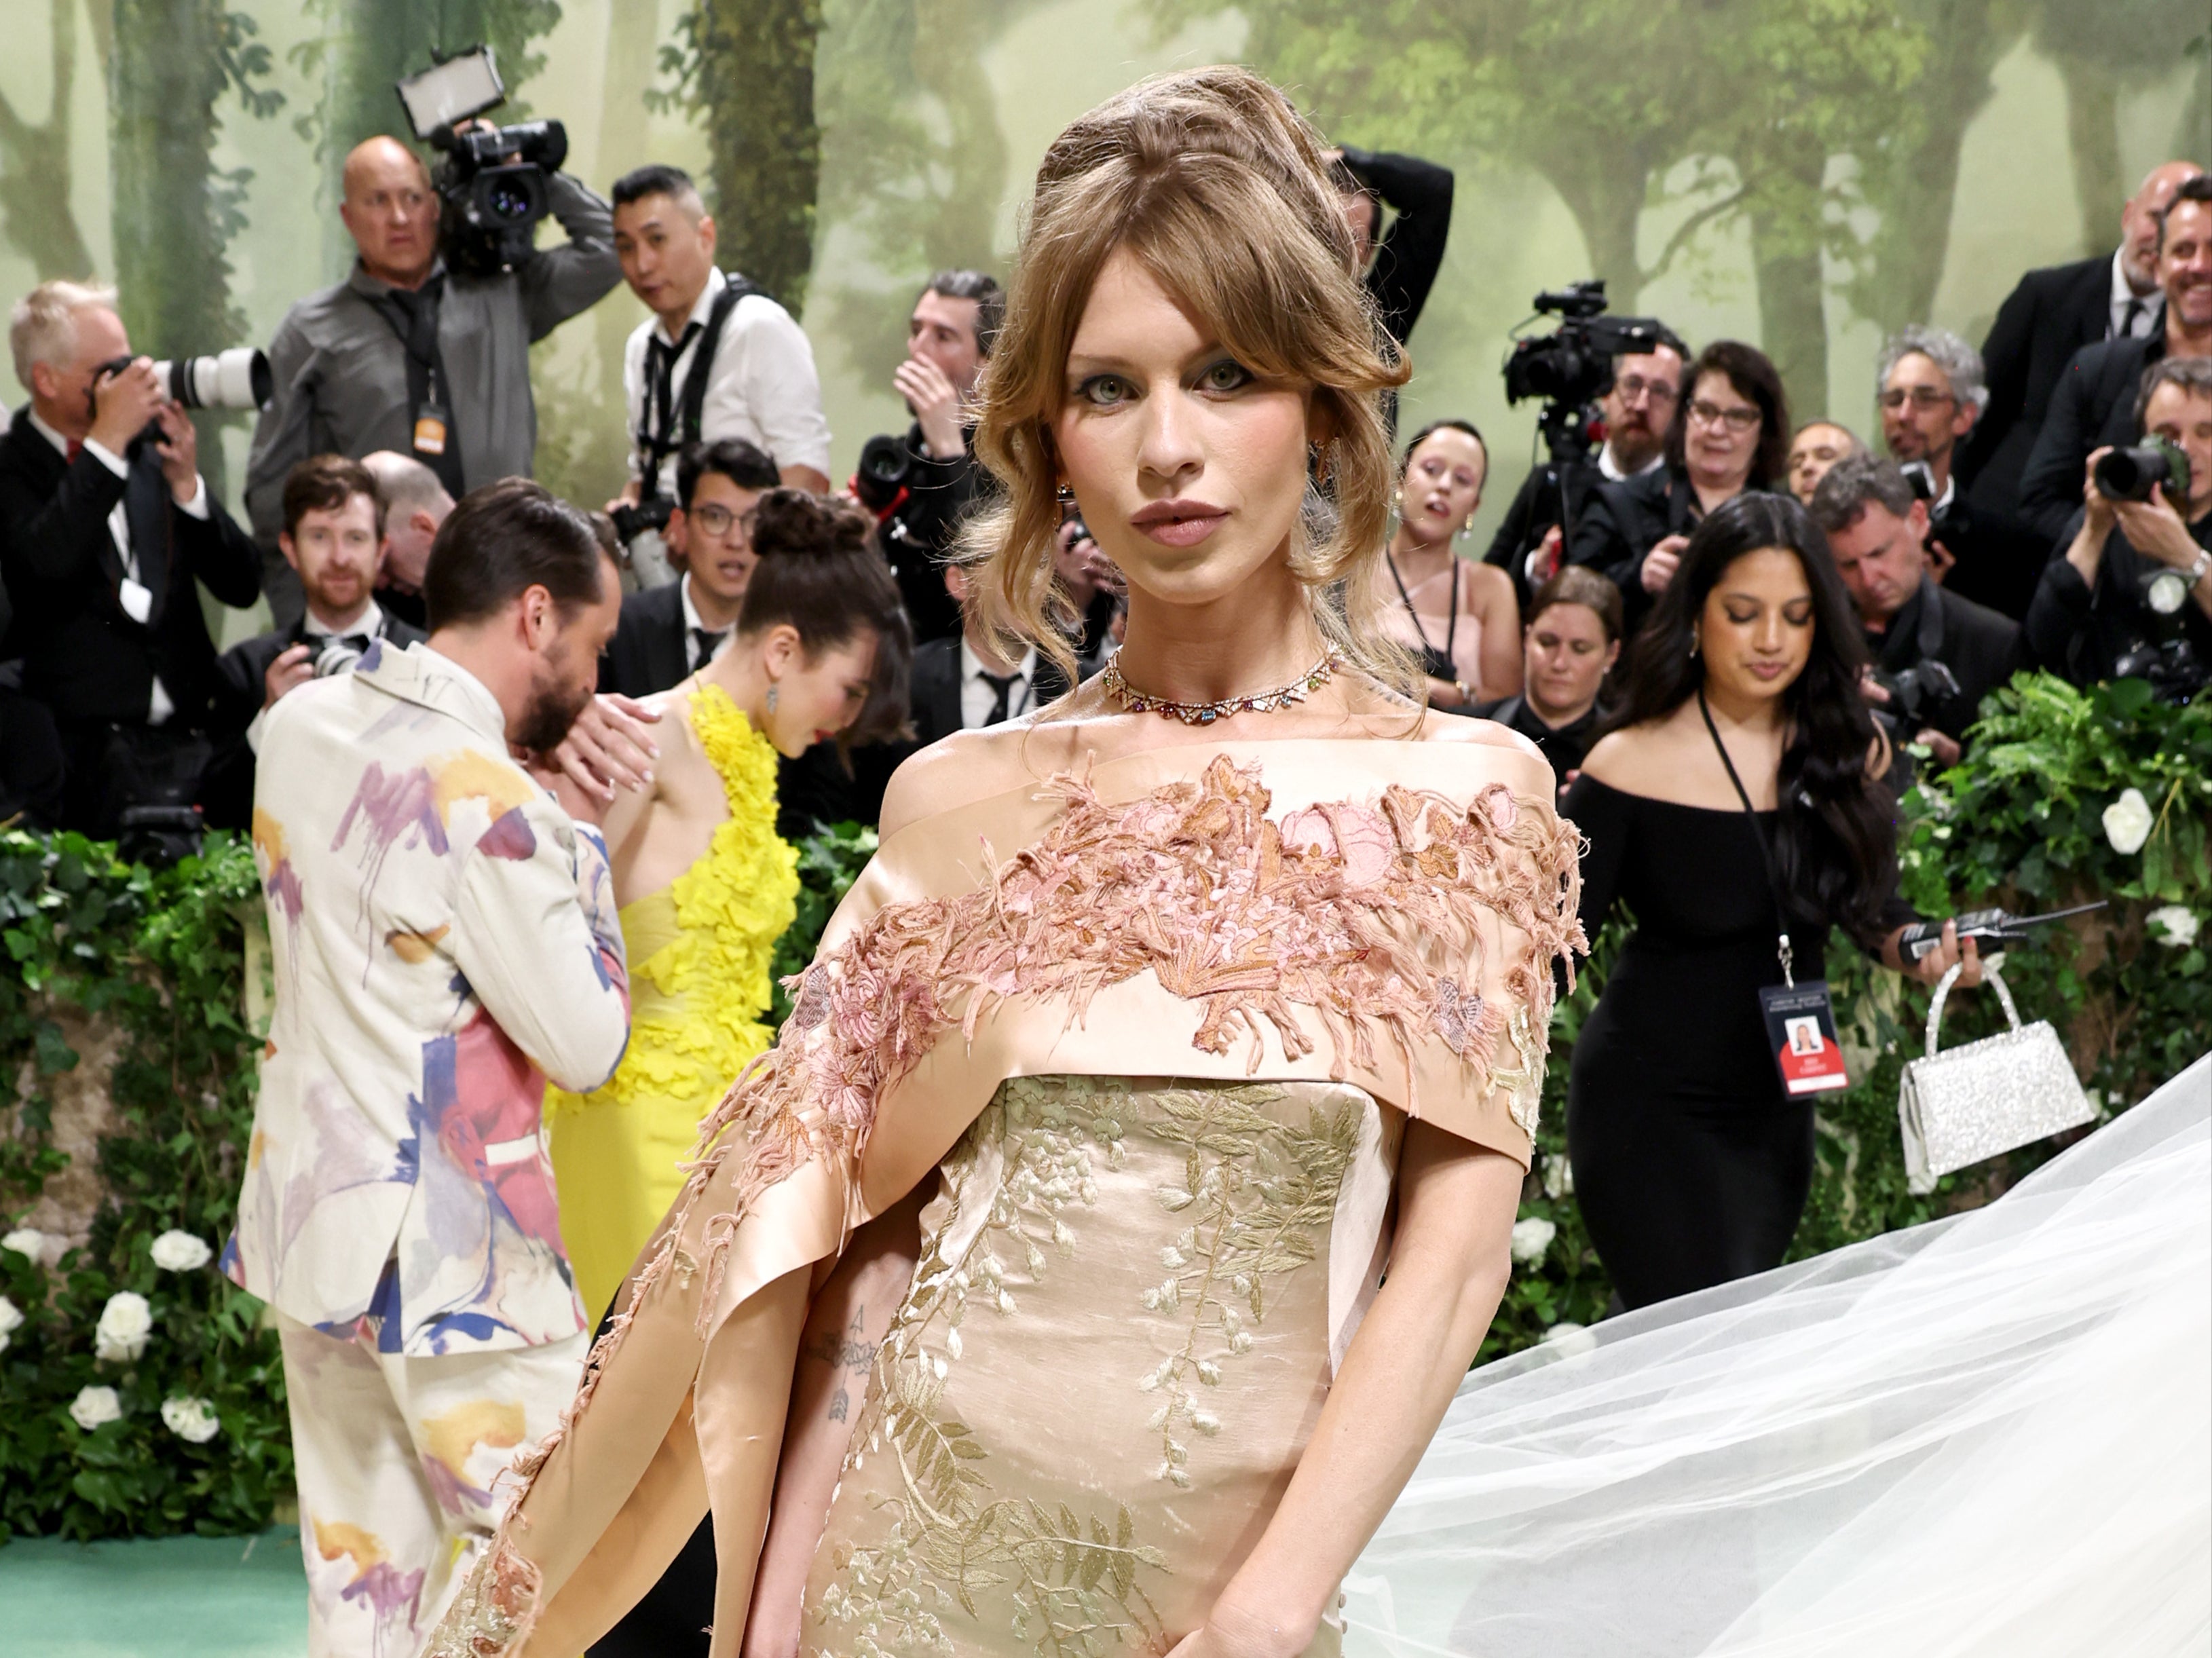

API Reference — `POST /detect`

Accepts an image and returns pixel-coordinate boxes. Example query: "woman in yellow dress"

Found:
[547,489,912,1323]
[435,67,1579,1658]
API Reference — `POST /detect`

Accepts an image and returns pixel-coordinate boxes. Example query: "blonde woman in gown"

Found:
[548,491,913,1321]
[431,67,1581,1658]
[1377,420,1521,711]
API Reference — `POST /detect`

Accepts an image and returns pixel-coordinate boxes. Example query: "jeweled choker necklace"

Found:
[1100,647,1343,725]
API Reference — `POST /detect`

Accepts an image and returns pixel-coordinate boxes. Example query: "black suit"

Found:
[598,578,691,699]
[1482,458,1611,609]
[2018,333,2160,548]
[1568,466,1713,638]
[1959,254,2123,518]
[0,405,261,831]
[1865,576,2019,747]
[200,610,426,829]
[906,635,1075,749]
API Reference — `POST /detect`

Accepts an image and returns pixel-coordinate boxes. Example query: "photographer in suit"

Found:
[1963,160,2201,521]
[2021,173,2212,546]
[2025,357,2212,692]
[202,455,426,828]
[0,280,260,835]
[599,438,779,698]
[1810,455,2019,772]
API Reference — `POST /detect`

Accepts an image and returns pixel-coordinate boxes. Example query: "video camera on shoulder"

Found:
[395,47,568,279]
[1502,280,1670,468]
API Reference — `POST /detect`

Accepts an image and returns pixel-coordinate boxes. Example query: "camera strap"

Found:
[368,276,464,497]
[635,271,762,502]
[1698,687,1851,1095]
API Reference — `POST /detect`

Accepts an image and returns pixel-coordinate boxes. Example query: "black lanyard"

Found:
[1698,687,1795,986]
[1385,550,1459,671]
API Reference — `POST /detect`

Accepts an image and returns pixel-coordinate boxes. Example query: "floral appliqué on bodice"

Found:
[548,684,798,1119]
[805,1074,1373,1658]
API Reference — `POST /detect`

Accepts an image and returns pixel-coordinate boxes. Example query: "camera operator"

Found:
[2020,174,2212,549]
[607,164,830,588]
[1570,340,1791,627]
[361,449,454,631]
[1786,420,1867,506]
[600,438,779,698]
[1485,326,1687,607]
[202,455,427,829]
[855,271,1005,644]
[1811,455,2019,772]
[2024,358,2212,692]
[246,135,620,626]
[0,280,261,835]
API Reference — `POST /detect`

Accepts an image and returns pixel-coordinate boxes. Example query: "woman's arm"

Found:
[1169,1119,1522,1657]
[739,1181,932,1658]
[1470,563,1522,701]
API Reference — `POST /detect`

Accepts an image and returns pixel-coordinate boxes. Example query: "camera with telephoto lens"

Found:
[851,432,914,514]
[609,495,675,546]
[394,47,569,280]
[1502,281,1672,468]
[89,349,274,450]
[2095,437,2192,506]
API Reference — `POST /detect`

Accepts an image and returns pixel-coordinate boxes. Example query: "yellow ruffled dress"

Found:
[547,685,800,1321]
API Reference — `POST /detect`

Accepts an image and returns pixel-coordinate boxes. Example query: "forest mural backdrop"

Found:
[0,0,2205,639]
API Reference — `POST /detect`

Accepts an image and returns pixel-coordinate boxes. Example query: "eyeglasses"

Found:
[690,502,747,538]
[1687,399,1761,433]
[1878,387,1956,412]
[1615,375,1679,406]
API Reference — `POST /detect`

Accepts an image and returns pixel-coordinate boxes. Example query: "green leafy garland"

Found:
[3,680,2203,1531]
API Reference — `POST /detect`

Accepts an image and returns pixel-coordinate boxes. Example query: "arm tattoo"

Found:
[802,1306,878,1423]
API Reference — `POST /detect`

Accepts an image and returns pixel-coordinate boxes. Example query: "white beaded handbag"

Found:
[1898,960,2096,1194]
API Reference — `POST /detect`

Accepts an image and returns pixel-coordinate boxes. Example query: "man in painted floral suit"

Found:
[225,480,631,1658]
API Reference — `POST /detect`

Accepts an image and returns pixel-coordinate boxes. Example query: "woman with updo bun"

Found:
[434,67,1577,1658]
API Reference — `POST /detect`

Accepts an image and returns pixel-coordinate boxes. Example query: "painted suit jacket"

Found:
[225,641,631,1356]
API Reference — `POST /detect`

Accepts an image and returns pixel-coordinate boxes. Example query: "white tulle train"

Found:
[1347,1053,2211,1657]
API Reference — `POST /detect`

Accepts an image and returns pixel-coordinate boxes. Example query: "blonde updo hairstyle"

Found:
[963,65,1417,698]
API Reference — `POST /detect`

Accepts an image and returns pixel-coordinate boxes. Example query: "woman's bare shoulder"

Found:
[876,725,1043,842]
[1414,709,1554,793]
[1579,721,1674,792]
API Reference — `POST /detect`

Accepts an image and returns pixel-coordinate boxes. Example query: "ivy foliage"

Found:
[1487,676,2210,1362]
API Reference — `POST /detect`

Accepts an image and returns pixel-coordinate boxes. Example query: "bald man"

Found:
[1960,159,2205,523]
[244,134,618,625]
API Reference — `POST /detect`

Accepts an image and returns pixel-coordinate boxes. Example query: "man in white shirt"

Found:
[0,278,261,834]
[607,164,830,587]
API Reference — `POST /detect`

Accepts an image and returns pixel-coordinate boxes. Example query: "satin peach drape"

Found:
[429,737,1583,1658]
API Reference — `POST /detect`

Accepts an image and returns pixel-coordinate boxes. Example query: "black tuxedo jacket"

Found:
[0,406,261,726]
[906,635,1076,748]
[599,578,690,698]
[210,611,428,736]
[1867,578,2021,746]
[2017,333,2159,548]
[1960,255,2120,517]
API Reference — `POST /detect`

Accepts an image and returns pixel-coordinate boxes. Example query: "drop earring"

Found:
[1688,627,1701,660]
[1055,483,1074,506]
[766,682,780,715]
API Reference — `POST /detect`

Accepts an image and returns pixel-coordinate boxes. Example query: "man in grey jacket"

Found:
[246,136,619,624]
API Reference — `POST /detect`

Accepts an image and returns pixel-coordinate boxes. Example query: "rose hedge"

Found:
[2,675,2203,1532]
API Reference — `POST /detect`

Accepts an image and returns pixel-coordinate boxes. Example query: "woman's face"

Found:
[1052,248,1317,617]
[1698,547,1815,706]
[762,628,878,758]
[1524,601,1617,717]
[1399,427,1486,547]
[1683,369,1764,491]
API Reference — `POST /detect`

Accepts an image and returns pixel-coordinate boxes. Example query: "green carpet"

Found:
[0,1527,306,1658]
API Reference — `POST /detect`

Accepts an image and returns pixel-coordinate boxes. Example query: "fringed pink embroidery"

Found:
[440,756,1584,1653]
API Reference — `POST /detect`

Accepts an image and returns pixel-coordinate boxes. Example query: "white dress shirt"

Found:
[2111,248,2163,340]
[29,407,209,724]
[1598,443,1666,483]
[960,639,1039,729]
[622,268,833,495]
[679,573,735,672]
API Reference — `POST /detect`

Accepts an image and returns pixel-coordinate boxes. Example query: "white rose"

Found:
[149,1231,213,1273]
[2101,787,2154,855]
[3,1227,50,1264]
[94,1290,153,1363]
[1541,1320,1598,1357]
[1510,1216,1557,1264]
[0,1293,21,1353]
[69,1384,122,1431]
[1541,1157,1575,1200]
[2146,905,2199,949]
[161,1395,222,1444]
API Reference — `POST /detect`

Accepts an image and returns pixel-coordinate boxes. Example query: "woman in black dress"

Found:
[1563,494,1981,1310]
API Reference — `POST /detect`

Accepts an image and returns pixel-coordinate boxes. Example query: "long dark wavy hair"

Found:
[1603,493,1894,947]
[1664,339,1791,492]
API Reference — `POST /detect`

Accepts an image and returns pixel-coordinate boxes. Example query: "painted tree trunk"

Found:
[1745,136,1832,424]
[0,0,96,282]
[696,0,824,313]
